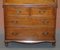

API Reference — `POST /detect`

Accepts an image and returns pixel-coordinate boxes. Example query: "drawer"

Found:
[5,17,56,27]
[4,5,29,16]
[5,17,32,26]
[5,27,55,40]
[31,7,55,16]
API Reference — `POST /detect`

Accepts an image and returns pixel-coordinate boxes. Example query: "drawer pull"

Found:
[39,10,46,14]
[11,21,18,24]
[16,9,21,14]
[41,19,49,24]
[43,32,48,35]
[12,32,18,36]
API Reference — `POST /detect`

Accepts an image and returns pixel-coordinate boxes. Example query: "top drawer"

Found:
[4,5,56,16]
[4,5,29,16]
[4,0,56,5]
[31,7,56,16]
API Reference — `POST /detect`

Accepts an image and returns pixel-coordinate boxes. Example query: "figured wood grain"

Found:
[5,27,55,41]
[4,5,56,41]
[5,17,55,27]
[4,5,56,16]
[4,6,29,16]
[4,0,57,42]
[4,0,56,5]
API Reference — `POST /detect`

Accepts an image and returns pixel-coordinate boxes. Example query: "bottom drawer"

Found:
[5,27,55,41]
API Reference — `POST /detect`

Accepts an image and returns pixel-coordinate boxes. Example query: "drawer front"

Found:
[5,17,56,27]
[4,5,56,17]
[4,0,56,4]
[4,6,29,16]
[5,27,55,40]
[31,7,55,16]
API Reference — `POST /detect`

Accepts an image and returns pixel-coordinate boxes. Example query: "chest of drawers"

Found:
[3,0,57,47]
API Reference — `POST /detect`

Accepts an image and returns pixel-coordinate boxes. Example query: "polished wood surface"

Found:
[4,5,56,41]
[3,0,57,44]
[4,0,56,4]
[4,5,56,16]
[5,27,55,40]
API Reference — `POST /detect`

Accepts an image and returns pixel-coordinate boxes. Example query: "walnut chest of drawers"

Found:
[3,0,57,47]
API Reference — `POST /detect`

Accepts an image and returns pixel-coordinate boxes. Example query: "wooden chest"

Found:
[3,0,57,47]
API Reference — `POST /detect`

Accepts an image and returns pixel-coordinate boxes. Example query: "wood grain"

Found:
[4,1,57,42]
[4,0,56,4]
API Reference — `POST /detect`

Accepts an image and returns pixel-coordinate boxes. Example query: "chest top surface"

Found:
[4,0,57,5]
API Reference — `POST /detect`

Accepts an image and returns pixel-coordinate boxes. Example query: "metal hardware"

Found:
[16,9,21,14]
[11,21,18,24]
[39,10,46,14]
[41,19,49,24]
[43,32,48,35]
[12,32,18,36]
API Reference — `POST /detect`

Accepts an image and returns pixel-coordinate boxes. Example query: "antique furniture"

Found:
[3,0,57,47]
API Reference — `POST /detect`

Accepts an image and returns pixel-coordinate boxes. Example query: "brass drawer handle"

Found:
[11,21,18,24]
[16,9,21,14]
[12,32,19,36]
[43,32,48,35]
[39,10,46,14]
[41,19,49,24]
